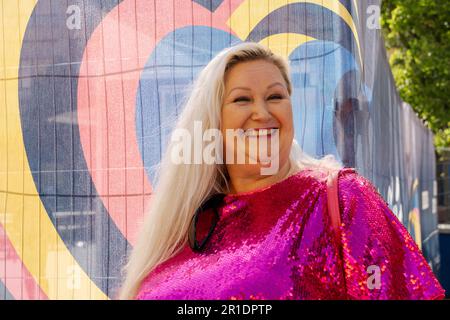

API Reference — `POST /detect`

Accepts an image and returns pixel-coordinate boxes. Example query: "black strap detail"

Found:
[188,193,226,252]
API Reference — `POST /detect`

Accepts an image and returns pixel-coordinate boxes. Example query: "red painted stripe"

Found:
[0,222,48,300]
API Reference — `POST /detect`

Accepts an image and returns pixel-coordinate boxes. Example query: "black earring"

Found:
[188,193,226,252]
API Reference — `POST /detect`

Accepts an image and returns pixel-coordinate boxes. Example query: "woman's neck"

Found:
[227,161,294,194]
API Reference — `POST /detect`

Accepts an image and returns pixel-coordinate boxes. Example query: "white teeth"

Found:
[243,128,278,137]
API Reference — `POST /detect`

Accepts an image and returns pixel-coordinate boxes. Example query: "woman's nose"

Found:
[250,99,272,121]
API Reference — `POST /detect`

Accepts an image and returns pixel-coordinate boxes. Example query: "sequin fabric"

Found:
[135,167,445,300]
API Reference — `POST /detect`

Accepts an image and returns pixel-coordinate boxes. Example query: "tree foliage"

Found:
[381,0,450,152]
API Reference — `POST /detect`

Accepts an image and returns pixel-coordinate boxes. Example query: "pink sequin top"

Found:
[135,167,445,300]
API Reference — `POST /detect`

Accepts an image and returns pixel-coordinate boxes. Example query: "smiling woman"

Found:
[221,59,295,192]
[118,42,445,300]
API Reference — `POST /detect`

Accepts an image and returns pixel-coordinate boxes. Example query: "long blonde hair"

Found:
[118,41,342,299]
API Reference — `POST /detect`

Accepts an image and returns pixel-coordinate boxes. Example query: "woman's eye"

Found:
[234,97,250,103]
[269,94,282,100]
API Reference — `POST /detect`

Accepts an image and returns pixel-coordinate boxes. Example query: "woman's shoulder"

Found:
[303,166,376,196]
[298,166,384,209]
[333,167,392,211]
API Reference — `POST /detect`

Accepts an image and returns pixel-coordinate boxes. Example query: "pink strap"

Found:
[327,169,341,230]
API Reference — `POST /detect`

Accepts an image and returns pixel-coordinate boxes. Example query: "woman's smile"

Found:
[242,128,279,137]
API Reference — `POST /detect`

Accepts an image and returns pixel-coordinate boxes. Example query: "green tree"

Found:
[381,0,450,152]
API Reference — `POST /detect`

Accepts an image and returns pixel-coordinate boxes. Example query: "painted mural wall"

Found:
[0,0,441,299]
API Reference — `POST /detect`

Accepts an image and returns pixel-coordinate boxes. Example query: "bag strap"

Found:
[326,169,342,231]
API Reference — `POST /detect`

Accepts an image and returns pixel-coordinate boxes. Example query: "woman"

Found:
[119,42,445,300]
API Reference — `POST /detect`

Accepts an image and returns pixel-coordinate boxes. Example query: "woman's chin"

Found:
[227,161,281,176]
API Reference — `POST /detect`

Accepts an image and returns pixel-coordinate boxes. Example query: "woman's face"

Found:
[221,59,294,176]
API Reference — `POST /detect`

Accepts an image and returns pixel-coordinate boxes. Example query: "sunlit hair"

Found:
[118,41,342,299]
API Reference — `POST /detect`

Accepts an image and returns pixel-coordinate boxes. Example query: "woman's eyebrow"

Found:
[227,87,251,96]
[227,82,286,96]
[267,82,286,89]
